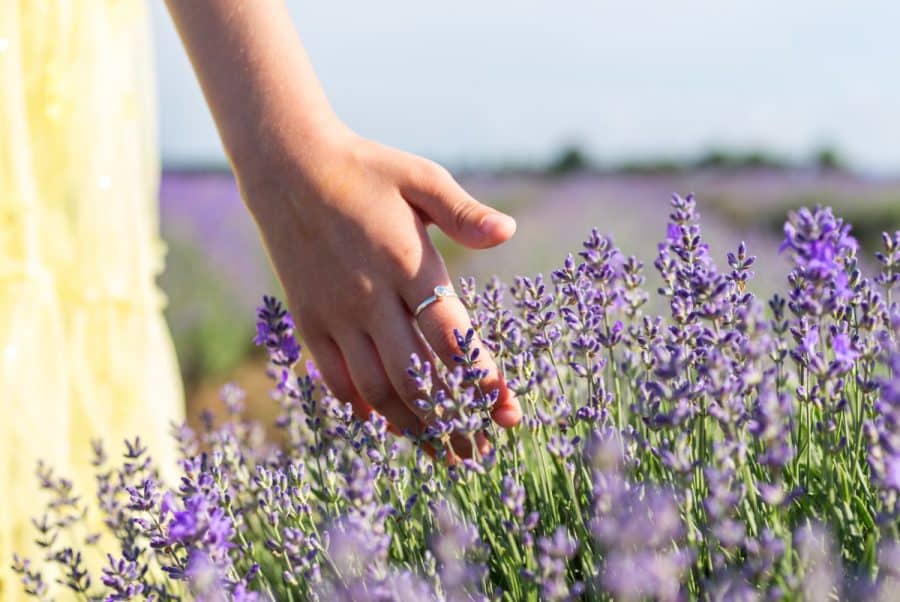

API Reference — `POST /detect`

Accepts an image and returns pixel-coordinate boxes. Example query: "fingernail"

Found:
[479,213,516,236]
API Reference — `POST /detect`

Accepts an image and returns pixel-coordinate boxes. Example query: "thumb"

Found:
[405,163,516,249]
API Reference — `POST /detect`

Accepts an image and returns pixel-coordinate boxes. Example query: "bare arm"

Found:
[165,1,521,451]
[163,2,334,178]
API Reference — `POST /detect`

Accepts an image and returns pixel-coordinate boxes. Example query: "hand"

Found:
[239,122,522,450]
[163,0,520,452]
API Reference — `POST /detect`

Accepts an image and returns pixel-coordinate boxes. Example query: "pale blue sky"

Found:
[151,1,900,172]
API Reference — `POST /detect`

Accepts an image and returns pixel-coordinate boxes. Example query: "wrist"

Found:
[230,109,346,188]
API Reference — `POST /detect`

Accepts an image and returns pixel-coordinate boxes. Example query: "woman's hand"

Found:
[239,122,522,442]
[165,0,520,447]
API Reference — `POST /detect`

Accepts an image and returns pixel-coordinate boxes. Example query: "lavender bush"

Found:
[14,195,900,600]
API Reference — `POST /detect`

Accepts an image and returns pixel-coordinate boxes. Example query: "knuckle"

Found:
[451,199,476,234]
[422,160,451,184]
[350,272,377,297]
[414,160,452,197]
[341,273,379,312]
[380,241,444,294]
[389,241,426,283]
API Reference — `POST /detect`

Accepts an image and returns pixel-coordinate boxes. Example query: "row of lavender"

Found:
[15,195,900,600]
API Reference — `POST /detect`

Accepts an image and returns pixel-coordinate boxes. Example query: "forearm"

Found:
[164,1,339,177]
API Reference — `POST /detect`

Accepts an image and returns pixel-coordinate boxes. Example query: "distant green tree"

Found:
[547,145,590,175]
[695,149,732,169]
[814,147,843,171]
[694,149,788,171]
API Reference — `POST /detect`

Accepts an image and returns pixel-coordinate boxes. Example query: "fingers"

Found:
[366,308,434,417]
[309,326,470,457]
[402,283,523,428]
[401,161,516,250]
[303,335,374,422]
[367,303,478,458]
[336,331,425,438]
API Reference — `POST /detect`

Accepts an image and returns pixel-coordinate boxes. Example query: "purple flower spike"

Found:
[255,295,301,366]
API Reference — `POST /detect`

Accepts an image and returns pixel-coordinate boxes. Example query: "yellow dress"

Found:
[0,2,184,598]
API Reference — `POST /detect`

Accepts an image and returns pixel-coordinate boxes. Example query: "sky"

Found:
[151,1,900,172]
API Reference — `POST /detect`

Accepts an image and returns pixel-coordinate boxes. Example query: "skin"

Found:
[165,1,522,450]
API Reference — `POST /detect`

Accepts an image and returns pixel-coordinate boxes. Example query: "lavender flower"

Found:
[15,197,900,601]
[254,295,301,367]
[780,205,858,316]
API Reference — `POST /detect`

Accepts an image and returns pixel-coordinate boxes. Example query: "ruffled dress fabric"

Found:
[0,2,184,598]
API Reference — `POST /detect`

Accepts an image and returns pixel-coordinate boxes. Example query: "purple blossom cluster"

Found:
[13,195,900,600]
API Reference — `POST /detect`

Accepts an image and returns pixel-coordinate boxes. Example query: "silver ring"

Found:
[414,285,458,317]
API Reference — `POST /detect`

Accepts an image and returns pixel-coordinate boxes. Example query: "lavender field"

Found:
[31,191,900,600]
[159,168,900,421]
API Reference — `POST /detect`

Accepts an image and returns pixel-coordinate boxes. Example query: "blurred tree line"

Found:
[536,144,847,176]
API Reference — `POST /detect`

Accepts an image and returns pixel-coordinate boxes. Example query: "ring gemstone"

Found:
[414,284,458,317]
